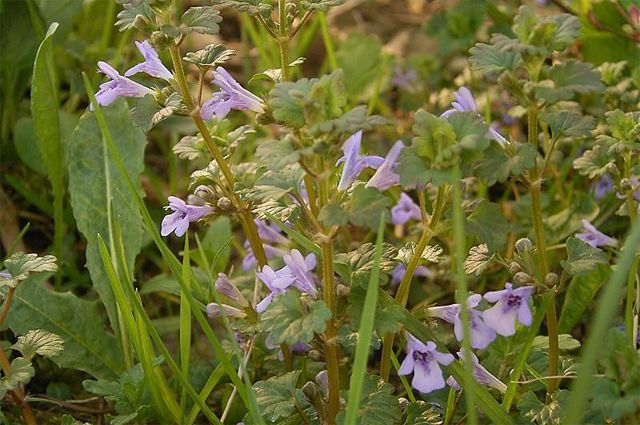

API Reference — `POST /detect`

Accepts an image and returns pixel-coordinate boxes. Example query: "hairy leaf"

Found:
[180,7,222,35]
[558,264,611,333]
[253,371,301,422]
[183,44,235,68]
[1,252,57,288]
[12,329,64,360]
[469,43,523,74]
[560,237,609,276]
[336,375,401,425]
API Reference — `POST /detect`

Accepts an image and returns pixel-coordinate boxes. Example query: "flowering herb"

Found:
[200,67,264,120]
[398,334,454,393]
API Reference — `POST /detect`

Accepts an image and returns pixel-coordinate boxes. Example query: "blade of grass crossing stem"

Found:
[113,223,133,369]
[180,236,192,420]
[344,213,386,424]
[31,23,64,288]
[451,171,478,425]
[97,237,179,421]
[390,351,416,403]
[186,363,226,425]
[378,291,515,425]
[266,213,321,256]
[83,76,236,424]
[563,219,640,423]
[502,293,552,411]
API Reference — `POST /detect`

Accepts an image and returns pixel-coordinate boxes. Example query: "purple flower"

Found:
[483,283,534,336]
[398,334,454,394]
[160,196,213,237]
[391,263,433,286]
[391,193,422,225]
[392,66,417,89]
[594,174,614,200]
[366,140,404,191]
[255,265,296,313]
[265,335,311,360]
[0,271,11,280]
[441,87,507,145]
[282,249,318,297]
[125,40,172,80]
[255,219,289,245]
[576,219,617,248]
[215,273,248,305]
[206,303,246,318]
[93,61,153,109]
[200,67,264,120]
[428,294,496,349]
[446,349,507,392]
[242,242,287,271]
[336,131,384,191]
[616,176,640,201]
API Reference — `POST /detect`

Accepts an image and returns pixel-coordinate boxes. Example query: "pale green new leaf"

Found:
[1,252,57,288]
[0,358,35,398]
[12,329,64,360]
[181,7,222,35]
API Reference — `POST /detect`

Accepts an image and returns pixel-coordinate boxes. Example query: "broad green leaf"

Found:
[558,264,611,333]
[200,217,232,273]
[347,287,404,335]
[474,142,538,185]
[248,165,304,201]
[469,43,523,74]
[337,375,401,425]
[180,7,222,35]
[261,291,331,345]
[336,33,384,99]
[517,390,569,425]
[335,242,397,288]
[537,60,604,103]
[115,2,155,31]
[531,334,581,352]
[6,277,124,379]
[560,237,609,276]
[605,109,640,144]
[1,252,57,288]
[300,0,344,11]
[213,0,273,15]
[318,203,350,227]
[255,138,302,170]
[12,329,64,360]
[465,201,510,252]
[540,112,595,139]
[310,106,390,137]
[253,371,301,422]
[68,99,146,338]
[573,144,615,178]
[346,184,392,229]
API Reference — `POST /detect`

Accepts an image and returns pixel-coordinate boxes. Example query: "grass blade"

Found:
[180,235,192,420]
[343,212,385,424]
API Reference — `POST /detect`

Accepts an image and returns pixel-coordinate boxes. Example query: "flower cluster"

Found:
[400,282,533,394]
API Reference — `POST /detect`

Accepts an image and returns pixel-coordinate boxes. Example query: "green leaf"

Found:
[310,106,390,137]
[463,244,492,276]
[300,0,344,11]
[517,390,569,425]
[1,252,57,288]
[537,60,604,103]
[248,165,304,201]
[465,201,509,252]
[469,43,523,75]
[183,44,235,68]
[347,287,404,335]
[212,0,273,15]
[336,375,401,425]
[0,357,35,397]
[335,242,397,288]
[346,184,392,229]
[12,329,64,360]
[531,334,581,352]
[253,371,301,422]
[68,99,146,337]
[573,144,615,178]
[560,237,609,276]
[318,203,350,227]
[540,112,595,139]
[336,34,384,99]
[605,109,640,144]
[255,138,302,170]
[6,277,124,379]
[403,401,444,425]
[180,7,222,35]
[261,291,331,345]
[558,264,611,333]
[115,2,154,31]
[474,142,538,186]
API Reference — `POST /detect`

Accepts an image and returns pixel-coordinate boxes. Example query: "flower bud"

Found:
[513,271,532,285]
[399,397,409,410]
[194,185,216,203]
[515,238,533,253]
[508,262,522,275]
[215,273,248,305]
[620,178,632,192]
[308,350,322,361]
[302,381,317,400]
[336,284,350,297]
[315,370,328,396]
[205,303,246,318]
[545,272,558,287]
[216,197,233,211]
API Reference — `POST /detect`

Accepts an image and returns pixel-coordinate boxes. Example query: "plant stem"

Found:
[527,107,559,398]
[380,186,447,381]
[0,287,15,327]
[278,0,290,81]
[168,45,267,268]
[318,172,340,425]
[0,346,36,425]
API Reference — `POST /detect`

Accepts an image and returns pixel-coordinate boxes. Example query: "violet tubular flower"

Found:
[336,131,384,191]
[200,67,264,120]
[255,219,289,245]
[242,242,287,271]
[391,193,422,225]
[255,265,296,313]
[428,294,496,349]
[446,349,507,392]
[576,219,617,248]
[206,303,246,318]
[398,334,454,394]
[93,61,153,109]
[282,249,318,297]
[391,263,433,286]
[366,140,405,191]
[594,174,614,200]
[483,283,534,336]
[441,86,507,145]
[215,273,248,306]
[125,40,173,80]
[160,196,213,237]
[392,66,417,89]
